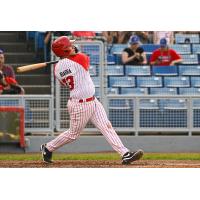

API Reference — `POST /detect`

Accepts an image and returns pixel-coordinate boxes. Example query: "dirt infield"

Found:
[0,160,200,168]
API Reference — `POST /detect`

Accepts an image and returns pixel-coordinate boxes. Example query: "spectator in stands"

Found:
[0,70,24,95]
[134,31,152,44]
[102,31,133,44]
[72,31,96,39]
[153,31,174,45]
[117,31,133,44]
[150,38,182,66]
[0,49,15,78]
[121,35,147,65]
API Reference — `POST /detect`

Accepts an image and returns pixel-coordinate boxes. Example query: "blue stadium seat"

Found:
[0,99,19,106]
[80,45,100,54]
[164,77,190,87]
[193,99,200,108]
[89,65,97,76]
[107,54,116,65]
[79,45,100,65]
[150,88,177,95]
[141,44,160,53]
[121,87,148,95]
[192,44,200,54]
[170,44,191,54]
[109,99,133,127]
[109,76,135,87]
[110,44,128,55]
[91,77,100,87]
[95,88,119,97]
[106,65,124,76]
[140,99,159,109]
[179,65,200,76]
[175,34,200,44]
[107,88,119,94]
[109,99,131,109]
[179,87,200,95]
[125,65,151,76]
[159,99,187,109]
[94,87,100,97]
[181,54,199,64]
[152,66,178,76]
[89,54,100,65]
[191,77,200,87]
[137,76,162,87]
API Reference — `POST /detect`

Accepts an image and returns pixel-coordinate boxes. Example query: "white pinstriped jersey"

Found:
[54,53,95,99]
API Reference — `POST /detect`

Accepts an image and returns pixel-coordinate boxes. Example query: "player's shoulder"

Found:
[76,52,89,59]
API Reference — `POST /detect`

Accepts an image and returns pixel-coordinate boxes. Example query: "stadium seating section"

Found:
[104,33,200,96]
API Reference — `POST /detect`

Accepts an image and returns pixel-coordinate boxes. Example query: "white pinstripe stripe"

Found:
[47,53,129,156]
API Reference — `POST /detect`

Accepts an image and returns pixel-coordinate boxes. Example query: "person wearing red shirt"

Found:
[72,31,96,38]
[150,38,182,66]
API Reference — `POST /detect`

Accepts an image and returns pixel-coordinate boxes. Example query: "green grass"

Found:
[0,153,200,161]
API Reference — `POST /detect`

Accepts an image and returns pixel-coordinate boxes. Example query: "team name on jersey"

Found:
[59,69,72,77]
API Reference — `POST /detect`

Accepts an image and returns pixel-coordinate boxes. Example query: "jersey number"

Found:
[62,76,75,90]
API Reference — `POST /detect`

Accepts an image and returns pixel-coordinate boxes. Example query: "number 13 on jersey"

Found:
[62,76,75,90]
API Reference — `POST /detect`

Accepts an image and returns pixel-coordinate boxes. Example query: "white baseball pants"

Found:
[46,98,129,156]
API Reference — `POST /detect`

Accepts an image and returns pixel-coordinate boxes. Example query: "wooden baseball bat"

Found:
[17,60,59,73]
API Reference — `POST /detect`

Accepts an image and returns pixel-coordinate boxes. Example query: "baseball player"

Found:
[41,36,144,164]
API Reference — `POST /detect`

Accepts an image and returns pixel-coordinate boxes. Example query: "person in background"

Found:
[134,31,151,44]
[150,38,182,66]
[0,49,15,78]
[0,70,24,95]
[153,31,174,45]
[72,31,96,38]
[121,35,147,65]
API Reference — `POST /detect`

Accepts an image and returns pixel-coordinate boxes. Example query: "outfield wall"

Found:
[25,136,200,153]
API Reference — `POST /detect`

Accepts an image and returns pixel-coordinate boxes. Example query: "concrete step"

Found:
[22,85,51,94]
[16,74,51,85]
[4,52,38,63]
[0,32,26,42]
[0,42,34,52]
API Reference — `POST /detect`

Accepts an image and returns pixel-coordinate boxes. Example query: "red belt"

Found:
[70,96,95,103]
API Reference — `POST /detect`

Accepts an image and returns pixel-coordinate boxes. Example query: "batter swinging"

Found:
[41,36,143,164]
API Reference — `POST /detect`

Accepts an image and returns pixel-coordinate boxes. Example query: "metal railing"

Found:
[107,95,200,136]
[0,95,54,134]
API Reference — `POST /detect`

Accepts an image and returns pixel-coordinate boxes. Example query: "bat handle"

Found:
[46,60,59,65]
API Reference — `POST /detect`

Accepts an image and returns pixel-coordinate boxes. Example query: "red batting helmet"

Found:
[51,36,75,57]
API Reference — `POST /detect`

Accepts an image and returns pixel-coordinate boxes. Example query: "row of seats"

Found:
[106,87,200,95]
[108,98,200,109]
[109,44,200,55]
[108,76,200,88]
[90,65,200,77]
[175,33,200,44]
[94,85,200,96]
